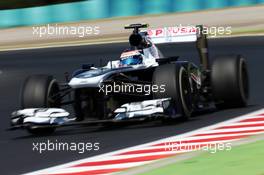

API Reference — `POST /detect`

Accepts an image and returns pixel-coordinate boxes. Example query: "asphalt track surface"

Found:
[0,36,263,175]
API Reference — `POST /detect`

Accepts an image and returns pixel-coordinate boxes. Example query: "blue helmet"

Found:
[120,50,143,66]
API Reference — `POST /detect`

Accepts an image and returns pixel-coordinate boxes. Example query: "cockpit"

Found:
[120,50,143,66]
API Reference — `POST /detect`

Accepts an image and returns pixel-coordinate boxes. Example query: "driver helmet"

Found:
[120,50,143,66]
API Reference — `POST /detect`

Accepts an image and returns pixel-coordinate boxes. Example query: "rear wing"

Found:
[147,26,198,43]
[147,25,209,70]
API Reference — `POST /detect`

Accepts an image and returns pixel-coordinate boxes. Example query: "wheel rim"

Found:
[47,80,60,107]
[179,67,193,117]
[239,58,249,102]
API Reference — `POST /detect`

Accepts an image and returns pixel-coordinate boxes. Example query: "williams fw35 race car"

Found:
[10,24,249,135]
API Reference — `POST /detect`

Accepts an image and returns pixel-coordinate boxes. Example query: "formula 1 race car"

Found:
[10,24,249,135]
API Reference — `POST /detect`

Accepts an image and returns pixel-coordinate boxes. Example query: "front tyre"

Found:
[21,75,61,135]
[211,55,249,108]
[152,64,193,120]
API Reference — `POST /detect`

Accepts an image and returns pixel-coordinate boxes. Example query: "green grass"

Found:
[139,139,264,175]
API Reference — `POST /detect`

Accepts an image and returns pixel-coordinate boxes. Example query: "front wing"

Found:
[9,98,177,130]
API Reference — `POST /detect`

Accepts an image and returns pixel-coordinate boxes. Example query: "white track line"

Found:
[44,162,147,174]
[217,121,264,126]
[196,127,264,134]
[2,34,263,52]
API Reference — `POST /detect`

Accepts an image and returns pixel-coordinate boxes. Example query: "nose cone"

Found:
[68,77,79,88]
[68,75,104,88]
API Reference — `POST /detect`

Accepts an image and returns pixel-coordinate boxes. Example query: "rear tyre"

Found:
[152,64,193,120]
[211,55,249,109]
[21,75,61,135]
